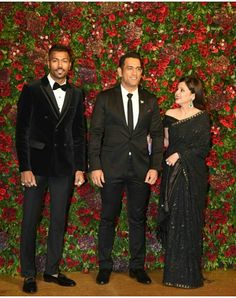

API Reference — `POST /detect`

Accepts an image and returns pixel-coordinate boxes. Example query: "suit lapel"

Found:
[135,88,147,130]
[40,76,73,127]
[40,76,60,119]
[56,85,73,127]
[114,86,127,128]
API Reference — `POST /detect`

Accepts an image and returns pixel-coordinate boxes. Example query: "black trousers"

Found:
[20,175,73,277]
[98,158,150,270]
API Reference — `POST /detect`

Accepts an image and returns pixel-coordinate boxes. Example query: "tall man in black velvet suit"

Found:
[15,45,86,294]
[89,52,163,285]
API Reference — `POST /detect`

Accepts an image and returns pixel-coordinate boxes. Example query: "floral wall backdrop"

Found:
[0,2,235,275]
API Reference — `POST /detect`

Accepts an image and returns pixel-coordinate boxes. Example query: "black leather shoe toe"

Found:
[96,269,112,285]
[43,273,76,286]
[23,277,37,293]
[129,269,152,284]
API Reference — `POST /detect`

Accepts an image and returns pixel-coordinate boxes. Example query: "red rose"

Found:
[0,82,10,97]
[158,255,165,263]
[199,44,209,57]
[216,233,227,244]
[2,207,16,222]
[135,18,143,26]
[0,116,5,126]
[16,82,26,92]
[92,211,100,221]
[77,36,85,44]
[12,61,23,71]
[175,68,183,77]
[0,256,5,267]
[89,256,97,264]
[219,115,235,129]
[108,14,116,22]
[67,225,77,235]
[106,26,117,37]
[15,73,23,81]
[224,245,236,257]
[206,252,217,261]
[187,13,194,21]
[158,95,167,105]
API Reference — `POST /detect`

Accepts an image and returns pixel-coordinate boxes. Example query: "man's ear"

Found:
[117,67,122,78]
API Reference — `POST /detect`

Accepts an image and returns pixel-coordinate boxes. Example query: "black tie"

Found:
[53,82,68,91]
[127,93,133,132]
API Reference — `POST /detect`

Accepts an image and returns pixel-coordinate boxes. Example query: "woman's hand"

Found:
[165,152,180,166]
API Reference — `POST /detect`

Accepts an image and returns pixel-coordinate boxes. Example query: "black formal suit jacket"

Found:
[15,75,86,177]
[89,85,163,181]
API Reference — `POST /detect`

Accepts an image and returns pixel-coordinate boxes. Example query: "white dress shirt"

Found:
[121,84,139,129]
[48,74,66,113]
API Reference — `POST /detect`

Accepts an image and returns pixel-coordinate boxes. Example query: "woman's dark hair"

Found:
[48,44,73,62]
[118,52,143,70]
[180,76,206,110]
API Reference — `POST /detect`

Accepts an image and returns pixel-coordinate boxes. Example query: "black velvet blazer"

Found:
[15,75,86,177]
[88,85,163,181]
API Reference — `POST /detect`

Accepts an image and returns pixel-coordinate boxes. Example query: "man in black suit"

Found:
[15,44,86,293]
[89,52,163,285]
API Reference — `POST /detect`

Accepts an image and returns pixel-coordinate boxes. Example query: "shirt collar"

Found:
[120,84,138,99]
[47,74,67,89]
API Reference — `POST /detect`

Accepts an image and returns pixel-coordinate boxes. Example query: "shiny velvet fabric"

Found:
[15,76,86,176]
[157,111,211,288]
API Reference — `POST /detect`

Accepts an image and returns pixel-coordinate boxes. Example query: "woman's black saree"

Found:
[158,111,211,288]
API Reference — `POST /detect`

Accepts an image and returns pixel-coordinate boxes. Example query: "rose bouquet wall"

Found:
[0,2,235,275]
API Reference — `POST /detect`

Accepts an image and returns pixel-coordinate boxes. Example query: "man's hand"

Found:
[21,171,37,187]
[74,170,85,187]
[145,169,158,185]
[91,170,105,188]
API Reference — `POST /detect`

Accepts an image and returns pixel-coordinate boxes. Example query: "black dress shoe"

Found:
[129,269,152,284]
[43,273,76,286]
[23,277,37,293]
[96,269,112,285]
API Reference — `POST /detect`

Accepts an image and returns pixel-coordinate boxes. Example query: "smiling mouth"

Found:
[56,70,65,75]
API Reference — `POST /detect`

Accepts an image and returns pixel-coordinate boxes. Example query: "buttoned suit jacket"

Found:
[89,85,163,181]
[16,75,86,177]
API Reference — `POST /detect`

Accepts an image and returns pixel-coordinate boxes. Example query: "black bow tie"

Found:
[53,82,68,91]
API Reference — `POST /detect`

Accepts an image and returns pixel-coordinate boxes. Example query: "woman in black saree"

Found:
[158,76,211,288]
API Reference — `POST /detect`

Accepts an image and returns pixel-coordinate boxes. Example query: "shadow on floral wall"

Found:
[0,2,235,275]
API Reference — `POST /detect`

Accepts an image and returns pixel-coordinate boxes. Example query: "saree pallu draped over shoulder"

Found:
[157,111,211,288]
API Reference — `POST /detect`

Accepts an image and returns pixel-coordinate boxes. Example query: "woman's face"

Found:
[175,81,195,106]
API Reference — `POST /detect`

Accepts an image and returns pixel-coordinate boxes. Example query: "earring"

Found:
[189,101,193,108]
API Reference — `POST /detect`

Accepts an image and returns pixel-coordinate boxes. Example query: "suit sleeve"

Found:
[15,84,33,172]
[88,93,105,171]
[72,89,87,172]
[149,97,163,171]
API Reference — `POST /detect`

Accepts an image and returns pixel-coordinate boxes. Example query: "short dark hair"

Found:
[48,44,73,61]
[118,52,143,69]
[180,76,206,110]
